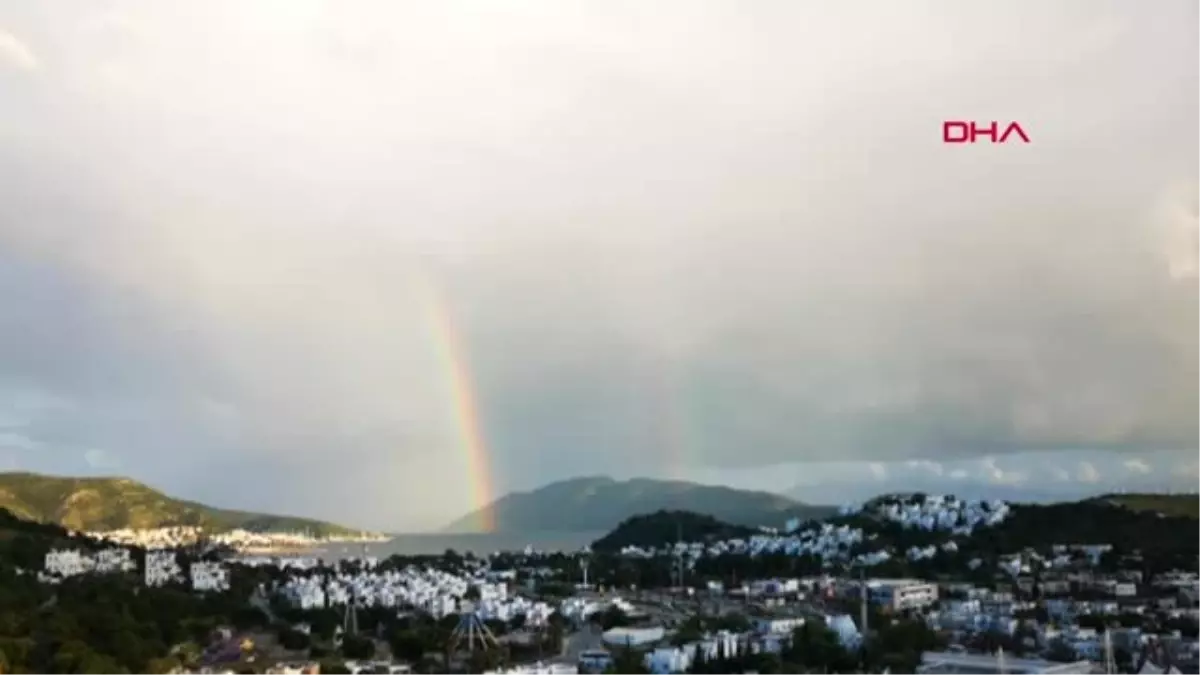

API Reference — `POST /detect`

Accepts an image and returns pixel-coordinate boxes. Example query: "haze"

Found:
[0,0,1196,530]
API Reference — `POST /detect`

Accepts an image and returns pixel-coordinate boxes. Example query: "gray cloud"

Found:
[0,0,1196,529]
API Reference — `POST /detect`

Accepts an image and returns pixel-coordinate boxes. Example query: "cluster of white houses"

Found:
[33,542,1200,674]
[88,525,385,552]
[40,547,230,592]
[275,564,557,626]
[620,494,1012,566]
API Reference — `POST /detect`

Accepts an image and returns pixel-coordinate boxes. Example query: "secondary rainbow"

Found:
[411,269,497,532]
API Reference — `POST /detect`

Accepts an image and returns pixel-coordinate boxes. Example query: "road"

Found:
[554,624,605,666]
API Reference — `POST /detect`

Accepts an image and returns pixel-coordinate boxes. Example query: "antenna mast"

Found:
[859,567,869,639]
[673,519,685,591]
[343,586,359,636]
[1104,629,1115,675]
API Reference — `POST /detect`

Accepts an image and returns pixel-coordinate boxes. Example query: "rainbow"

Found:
[411,270,496,532]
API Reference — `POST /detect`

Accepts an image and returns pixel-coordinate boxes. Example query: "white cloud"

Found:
[948,469,968,480]
[0,28,36,71]
[980,456,1029,486]
[1050,465,1072,482]
[1123,458,1152,474]
[869,462,888,481]
[1175,461,1199,478]
[906,459,945,476]
[0,431,40,452]
[1077,461,1102,483]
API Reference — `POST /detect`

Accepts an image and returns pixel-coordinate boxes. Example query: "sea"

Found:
[306,530,605,560]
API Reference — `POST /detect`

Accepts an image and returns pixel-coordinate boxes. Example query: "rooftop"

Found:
[919,651,1094,675]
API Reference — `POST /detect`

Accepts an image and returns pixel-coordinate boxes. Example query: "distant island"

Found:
[0,471,384,550]
[442,475,838,534]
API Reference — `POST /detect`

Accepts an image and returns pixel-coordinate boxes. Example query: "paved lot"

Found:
[553,624,605,666]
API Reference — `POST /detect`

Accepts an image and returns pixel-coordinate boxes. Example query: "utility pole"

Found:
[673,520,685,592]
[859,567,869,639]
[859,566,871,672]
[343,586,359,636]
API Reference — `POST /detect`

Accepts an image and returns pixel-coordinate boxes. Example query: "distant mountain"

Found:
[0,471,366,536]
[442,476,837,534]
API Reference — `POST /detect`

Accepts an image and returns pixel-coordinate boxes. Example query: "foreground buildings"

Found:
[25,493,1200,674]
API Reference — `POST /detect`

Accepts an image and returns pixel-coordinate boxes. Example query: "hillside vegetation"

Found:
[0,471,362,535]
[591,510,758,551]
[443,475,837,534]
[1091,493,1199,519]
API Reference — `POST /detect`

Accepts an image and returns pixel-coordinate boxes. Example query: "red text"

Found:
[943,121,1030,144]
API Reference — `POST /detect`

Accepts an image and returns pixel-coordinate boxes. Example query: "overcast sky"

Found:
[0,0,1196,531]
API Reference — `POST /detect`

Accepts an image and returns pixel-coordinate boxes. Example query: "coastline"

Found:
[236,545,320,556]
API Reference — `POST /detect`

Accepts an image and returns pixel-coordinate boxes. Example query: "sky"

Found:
[0,0,1196,531]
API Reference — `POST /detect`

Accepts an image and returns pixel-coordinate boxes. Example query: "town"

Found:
[88,526,390,554]
[19,493,1200,674]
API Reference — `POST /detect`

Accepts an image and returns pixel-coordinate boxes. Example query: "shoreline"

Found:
[236,545,321,556]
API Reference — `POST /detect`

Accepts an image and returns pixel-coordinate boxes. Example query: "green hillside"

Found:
[0,471,364,536]
[591,510,758,551]
[1092,492,1199,519]
[443,475,837,534]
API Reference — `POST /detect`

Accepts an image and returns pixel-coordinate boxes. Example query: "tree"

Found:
[863,619,939,674]
[145,656,180,673]
[388,630,427,664]
[341,635,376,660]
[276,626,311,651]
[1045,640,1078,663]
[595,605,631,631]
[784,620,857,673]
[607,645,649,674]
[319,659,352,674]
[672,616,705,646]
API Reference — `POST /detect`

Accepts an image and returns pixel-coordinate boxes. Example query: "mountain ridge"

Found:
[0,471,368,536]
[442,475,837,533]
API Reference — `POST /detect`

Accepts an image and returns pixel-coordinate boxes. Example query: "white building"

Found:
[867,578,939,611]
[755,617,804,635]
[145,550,184,587]
[918,651,1091,674]
[191,561,231,592]
[41,547,137,582]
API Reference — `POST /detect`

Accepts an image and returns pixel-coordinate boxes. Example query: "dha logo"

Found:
[943,121,1030,144]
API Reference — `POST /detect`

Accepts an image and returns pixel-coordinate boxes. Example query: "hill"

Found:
[0,471,365,536]
[1090,492,1199,519]
[591,510,757,551]
[442,475,836,533]
[588,492,1199,579]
